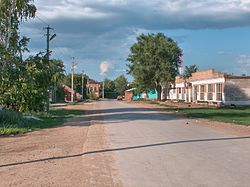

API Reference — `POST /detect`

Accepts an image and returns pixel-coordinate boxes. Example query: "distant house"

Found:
[125,88,158,101]
[63,85,82,102]
[168,69,250,106]
[87,79,101,98]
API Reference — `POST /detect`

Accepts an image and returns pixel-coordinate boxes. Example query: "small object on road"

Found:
[186,122,189,125]
[117,95,123,101]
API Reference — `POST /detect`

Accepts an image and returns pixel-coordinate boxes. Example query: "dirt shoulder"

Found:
[0,102,121,187]
[130,101,250,136]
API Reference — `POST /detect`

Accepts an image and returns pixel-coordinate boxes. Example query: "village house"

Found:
[87,79,101,98]
[168,69,250,106]
[62,85,82,102]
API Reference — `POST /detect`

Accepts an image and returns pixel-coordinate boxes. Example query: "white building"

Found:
[168,69,250,106]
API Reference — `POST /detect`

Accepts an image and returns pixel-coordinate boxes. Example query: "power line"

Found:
[36,15,49,25]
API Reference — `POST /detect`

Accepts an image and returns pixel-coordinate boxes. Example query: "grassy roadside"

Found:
[178,108,250,126]
[0,108,84,136]
[132,100,250,126]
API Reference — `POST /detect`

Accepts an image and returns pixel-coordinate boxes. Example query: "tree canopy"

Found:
[182,64,199,79]
[114,75,128,95]
[0,0,66,112]
[127,33,182,100]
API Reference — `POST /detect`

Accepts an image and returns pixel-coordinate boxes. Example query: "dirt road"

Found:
[0,100,250,187]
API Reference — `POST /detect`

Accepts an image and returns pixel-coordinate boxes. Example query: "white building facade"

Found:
[168,70,250,106]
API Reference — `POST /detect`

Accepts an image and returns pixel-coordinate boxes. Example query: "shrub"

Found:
[89,91,100,100]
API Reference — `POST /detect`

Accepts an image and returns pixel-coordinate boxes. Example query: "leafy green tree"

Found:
[114,75,128,95]
[127,33,182,100]
[0,0,38,111]
[103,78,116,92]
[182,64,198,79]
[0,0,36,54]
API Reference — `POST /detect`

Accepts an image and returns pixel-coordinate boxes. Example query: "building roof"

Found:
[176,69,250,83]
[125,88,136,92]
[62,84,74,94]
[88,79,100,84]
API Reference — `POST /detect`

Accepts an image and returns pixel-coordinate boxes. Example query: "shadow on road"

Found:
[1,136,250,168]
[61,107,179,127]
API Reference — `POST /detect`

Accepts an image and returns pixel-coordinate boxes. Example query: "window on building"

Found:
[207,84,214,100]
[194,86,198,100]
[216,83,222,101]
[200,85,205,100]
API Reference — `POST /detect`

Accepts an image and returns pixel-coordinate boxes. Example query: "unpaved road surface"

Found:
[0,100,250,187]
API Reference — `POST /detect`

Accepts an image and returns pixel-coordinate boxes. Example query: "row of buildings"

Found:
[125,69,250,106]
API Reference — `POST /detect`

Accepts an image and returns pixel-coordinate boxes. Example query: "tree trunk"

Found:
[157,84,162,101]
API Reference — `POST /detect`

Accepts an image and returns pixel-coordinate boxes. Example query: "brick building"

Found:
[125,88,136,101]
[87,79,101,98]
[62,85,82,102]
[168,69,250,106]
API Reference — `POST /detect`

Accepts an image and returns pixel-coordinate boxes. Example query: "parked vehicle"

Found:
[117,95,123,100]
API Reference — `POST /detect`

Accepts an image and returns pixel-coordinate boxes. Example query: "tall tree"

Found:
[127,33,182,100]
[103,78,116,92]
[114,75,128,95]
[0,0,36,53]
[182,64,198,79]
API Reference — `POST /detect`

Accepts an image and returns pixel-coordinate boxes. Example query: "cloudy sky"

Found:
[21,0,250,81]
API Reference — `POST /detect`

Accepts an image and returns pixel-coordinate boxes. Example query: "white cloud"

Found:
[217,51,226,55]
[237,54,250,67]
[100,61,114,75]
[20,0,250,80]
[34,0,250,29]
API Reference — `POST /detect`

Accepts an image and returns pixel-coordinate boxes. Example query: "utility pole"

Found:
[86,77,89,98]
[81,70,84,100]
[102,80,105,99]
[44,25,56,111]
[71,57,77,102]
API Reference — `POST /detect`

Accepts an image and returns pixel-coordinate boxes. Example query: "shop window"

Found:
[216,83,222,101]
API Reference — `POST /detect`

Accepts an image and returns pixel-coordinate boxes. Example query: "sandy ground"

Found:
[0,102,121,187]
[0,100,249,187]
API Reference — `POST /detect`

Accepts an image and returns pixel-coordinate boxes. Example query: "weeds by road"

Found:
[0,108,84,136]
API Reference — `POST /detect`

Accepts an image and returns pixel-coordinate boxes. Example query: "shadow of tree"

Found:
[1,136,249,168]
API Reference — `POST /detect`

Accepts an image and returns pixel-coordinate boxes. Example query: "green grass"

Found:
[177,108,250,126]
[133,99,250,126]
[0,108,85,136]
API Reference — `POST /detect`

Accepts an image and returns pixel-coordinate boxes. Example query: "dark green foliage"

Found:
[0,1,66,111]
[114,75,128,95]
[182,64,199,79]
[103,78,119,99]
[127,33,182,100]
[101,75,128,98]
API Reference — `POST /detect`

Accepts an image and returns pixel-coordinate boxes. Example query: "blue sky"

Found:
[21,0,250,81]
